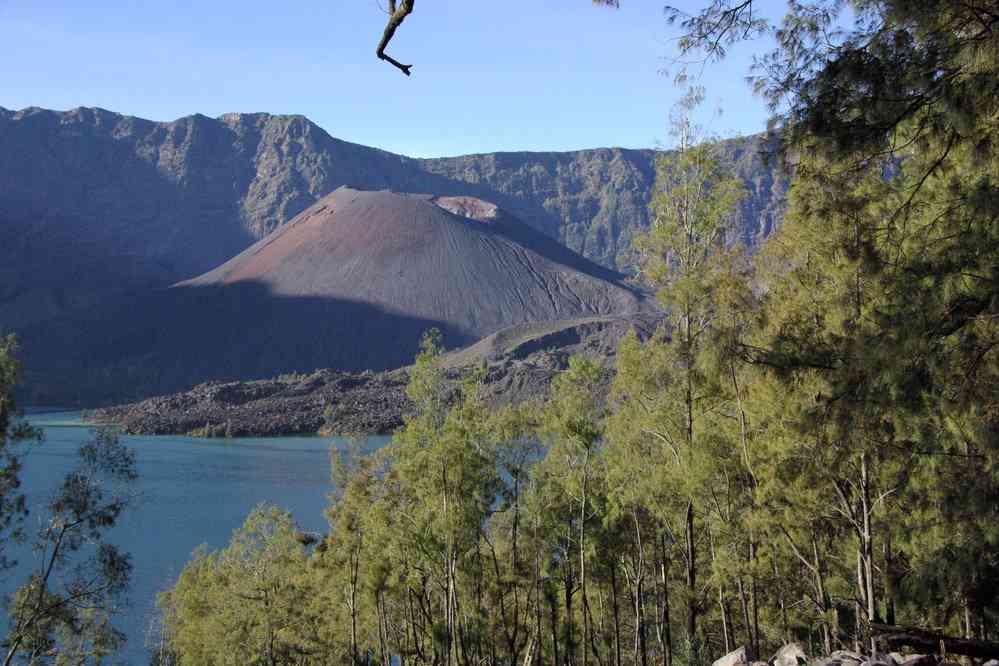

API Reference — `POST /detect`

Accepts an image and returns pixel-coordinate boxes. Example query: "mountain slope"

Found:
[20,188,645,404]
[420,135,787,270]
[183,187,641,335]
[0,106,786,331]
[0,107,559,329]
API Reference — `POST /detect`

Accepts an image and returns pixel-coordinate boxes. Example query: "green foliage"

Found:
[0,335,42,575]
[1,340,135,665]
[3,428,136,666]
[158,506,316,665]
[157,1,999,662]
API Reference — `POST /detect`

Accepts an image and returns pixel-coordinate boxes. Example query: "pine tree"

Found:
[0,335,41,576]
[607,90,746,665]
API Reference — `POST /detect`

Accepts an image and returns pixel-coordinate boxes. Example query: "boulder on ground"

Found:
[897,655,937,666]
[863,652,896,666]
[773,643,809,666]
[810,651,865,666]
[714,646,748,666]
[861,653,895,666]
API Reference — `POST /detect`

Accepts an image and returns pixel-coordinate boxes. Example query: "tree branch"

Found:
[377,0,416,76]
[870,623,999,659]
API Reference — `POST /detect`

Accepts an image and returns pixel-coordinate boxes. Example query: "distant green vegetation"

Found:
[153,1,999,661]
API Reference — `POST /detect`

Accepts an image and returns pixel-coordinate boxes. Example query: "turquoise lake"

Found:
[3,410,389,665]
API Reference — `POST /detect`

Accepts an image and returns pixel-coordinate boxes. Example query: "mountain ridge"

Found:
[1,105,671,157]
[0,105,786,332]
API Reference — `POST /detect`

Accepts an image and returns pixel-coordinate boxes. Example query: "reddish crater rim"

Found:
[431,195,501,224]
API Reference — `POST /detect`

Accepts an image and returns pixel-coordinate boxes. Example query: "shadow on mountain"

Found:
[0,110,258,331]
[18,280,463,406]
[473,210,631,286]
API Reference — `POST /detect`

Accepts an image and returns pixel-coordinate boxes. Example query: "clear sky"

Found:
[0,0,782,157]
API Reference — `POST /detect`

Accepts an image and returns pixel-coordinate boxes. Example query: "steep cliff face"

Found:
[419,134,788,270]
[0,106,786,332]
[0,107,433,329]
[419,148,657,271]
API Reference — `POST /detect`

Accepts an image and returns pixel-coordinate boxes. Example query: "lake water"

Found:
[2,410,389,665]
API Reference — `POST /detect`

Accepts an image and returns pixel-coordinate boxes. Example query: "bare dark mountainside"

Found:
[420,137,787,270]
[20,188,646,405]
[0,107,558,330]
[89,313,659,437]
[0,106,785,332]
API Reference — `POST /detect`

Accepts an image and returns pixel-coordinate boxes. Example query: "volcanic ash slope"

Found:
[184,187,644,338]
[24,187,646,403]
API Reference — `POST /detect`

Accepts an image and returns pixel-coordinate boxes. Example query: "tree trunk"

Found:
[551,588,562,666]
[685,500,697,660]
[535,510,544,666]
[612,561,623,666]
[738,577,752,657]
[377,589,389,666]
[637,576,649,666]
[854,598,862,653]
[860,453,877,639]
[719,585,732,653]
[660,535,673,666]
[565,555,576,666]
[749,539,760,660]
[870,623,999,659]
[349,545,362,666]
[883,533,896,627]
[811,536,832,654]
[772,550,789,645]
[853,455,878,657]
[350,574,359,665]
[581,473,590,666]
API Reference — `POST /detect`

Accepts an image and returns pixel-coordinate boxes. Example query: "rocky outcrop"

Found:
[714,647,749,666]
[89,369,411,437]
[88,313,659,437]
[714,641,999,666]
[772,643,809,666]
[420,135,788,271]
[812,652,930,666]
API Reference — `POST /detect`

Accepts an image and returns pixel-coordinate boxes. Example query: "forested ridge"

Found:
[2,0,999,663]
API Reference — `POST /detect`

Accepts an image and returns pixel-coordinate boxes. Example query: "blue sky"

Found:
[0,0,782,157]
